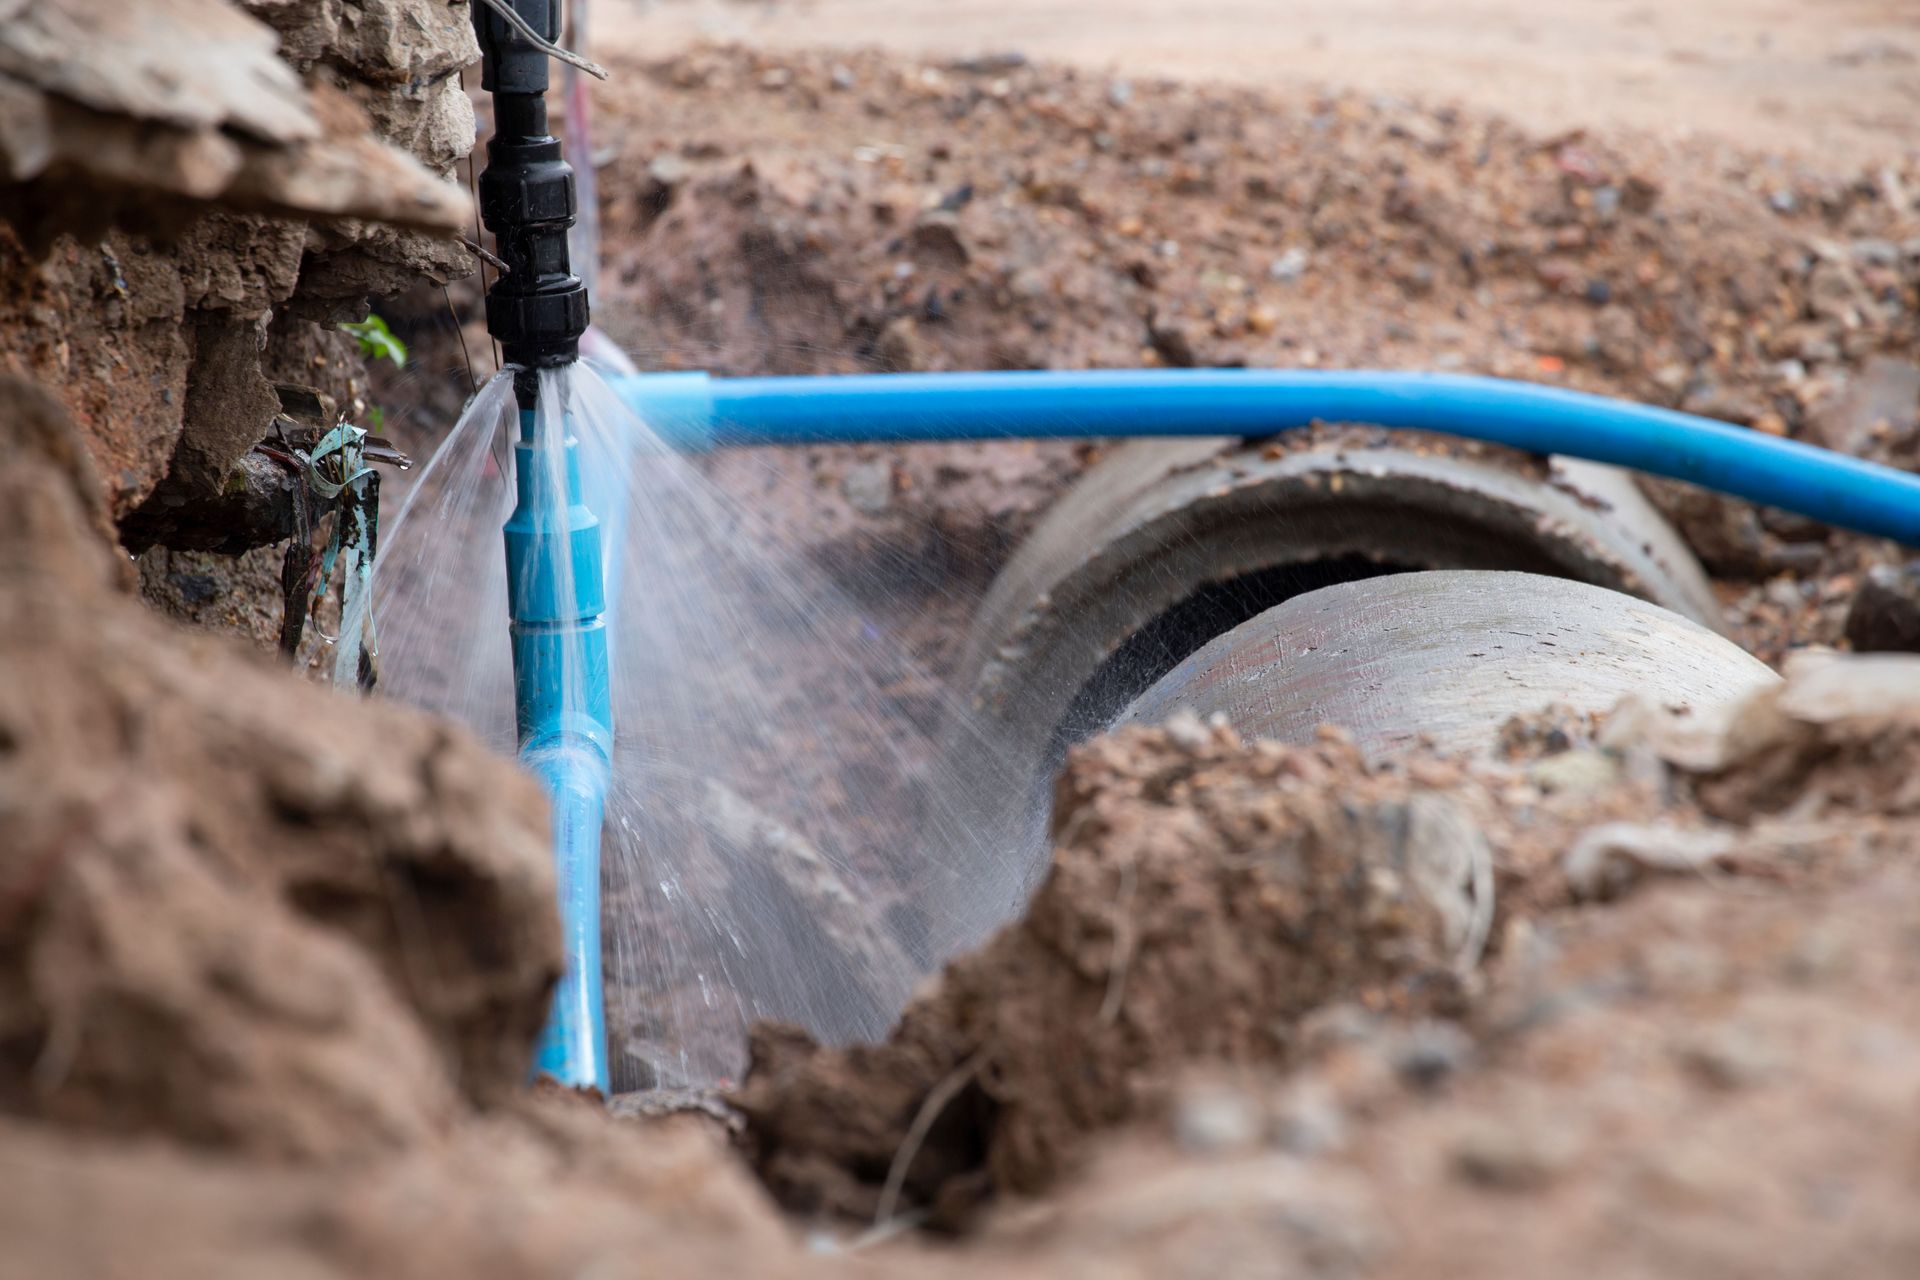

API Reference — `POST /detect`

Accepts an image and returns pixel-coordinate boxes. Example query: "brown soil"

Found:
[726,653,1920,1235]
[6,361,1920,1274]
[619,0,1920,170]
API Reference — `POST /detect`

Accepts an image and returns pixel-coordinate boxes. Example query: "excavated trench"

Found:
[6,17,1920,1280]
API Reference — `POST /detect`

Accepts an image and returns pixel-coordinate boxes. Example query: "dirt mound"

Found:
[0,375,557,1159]
[732,717,1486,1222]
[964,840,1920,1280]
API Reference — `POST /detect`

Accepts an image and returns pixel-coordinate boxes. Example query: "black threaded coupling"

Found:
[473,0,589,406]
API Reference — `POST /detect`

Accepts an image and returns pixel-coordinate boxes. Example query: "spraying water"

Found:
[372,361,1033,1086]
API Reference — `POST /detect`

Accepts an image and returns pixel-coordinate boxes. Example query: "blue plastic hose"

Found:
[613,369,1920,545]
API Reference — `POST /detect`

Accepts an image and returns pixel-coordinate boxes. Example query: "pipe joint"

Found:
[473,0,588,401]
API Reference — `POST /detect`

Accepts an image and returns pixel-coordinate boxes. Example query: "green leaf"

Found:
[339,314,408,369]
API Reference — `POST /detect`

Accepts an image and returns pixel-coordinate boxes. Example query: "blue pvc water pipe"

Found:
[613,369,1920,546]
[504,408,614,1092]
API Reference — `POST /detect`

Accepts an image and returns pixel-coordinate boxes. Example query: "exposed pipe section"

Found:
[956,432,1722,809]
[477,0,611,1091]
[612,369,1920,546]
[1119,571,1780,759]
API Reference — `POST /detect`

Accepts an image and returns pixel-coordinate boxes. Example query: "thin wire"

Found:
[445,284,478,395]
[473,0,609,79]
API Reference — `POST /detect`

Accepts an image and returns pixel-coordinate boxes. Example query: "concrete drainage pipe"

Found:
[1117,570,1779,760]
[959,429,1724,786]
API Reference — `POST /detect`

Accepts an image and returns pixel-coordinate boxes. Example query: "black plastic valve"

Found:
[472,0,589,407]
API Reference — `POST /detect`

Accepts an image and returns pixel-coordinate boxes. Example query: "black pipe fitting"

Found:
[473,0,588,408]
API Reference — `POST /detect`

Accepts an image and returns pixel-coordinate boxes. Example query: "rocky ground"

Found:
[5,8,1920,1279]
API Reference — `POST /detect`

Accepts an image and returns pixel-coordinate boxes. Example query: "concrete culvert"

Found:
[1118,570,1780,761]
[959,428,1723,792]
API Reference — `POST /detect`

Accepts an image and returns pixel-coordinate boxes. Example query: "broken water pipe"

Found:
[458,2,1920,1093]
[475,0,611,1090]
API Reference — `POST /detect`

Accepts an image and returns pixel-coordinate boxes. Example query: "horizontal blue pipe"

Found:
[614,369,1920,546]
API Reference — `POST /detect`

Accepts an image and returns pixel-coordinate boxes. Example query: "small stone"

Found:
[1161,709,1215,751]
[1451,1116,1583,1191]
[1106,79,1133,108]
[1146,314,1202,368]
[1173,1080,1263,1155]
[1845,562,1920,653]
[1852,238,1902,267]
[1391,1020,1475,1090]
[646,153,690,188]
[1386,113,1446,151]
[1675,1024,1778,1090]
[1268,247,1310,282]
[936,182,975,212]
[946,51,1028,75]
[1808,260,1863,318]
[840,461,893,516]
[1007,267,1049,301]
[1563,820,1742,900]
[906,215,970,268]
[1272,1084,1347,1156]
[872,316,929,372]
[1530,750,1618,795]
[1806,354,1920,456]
